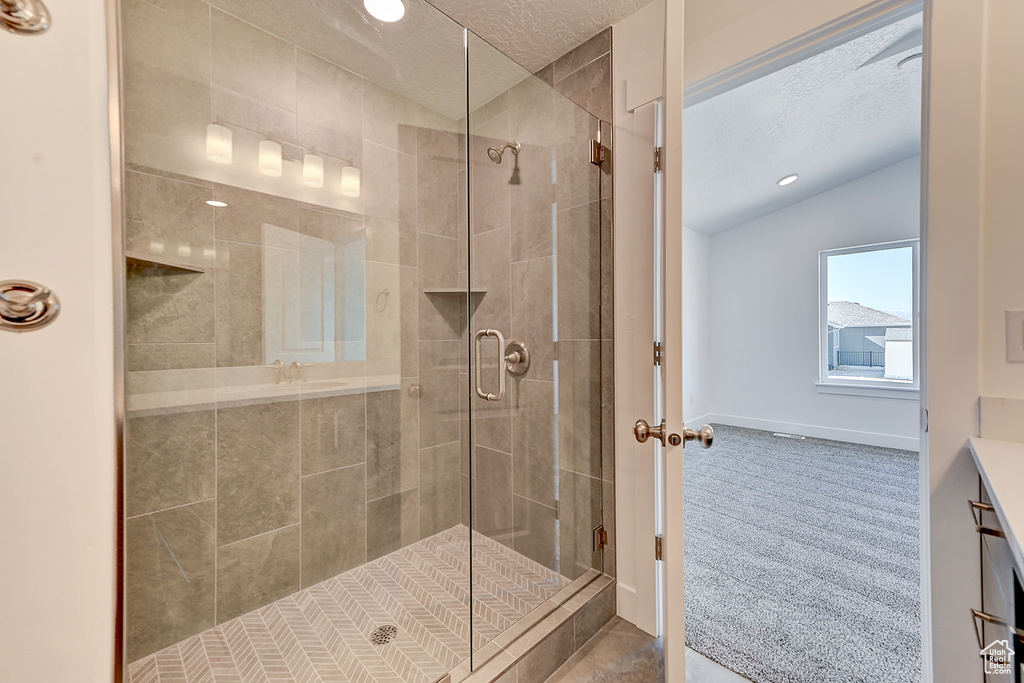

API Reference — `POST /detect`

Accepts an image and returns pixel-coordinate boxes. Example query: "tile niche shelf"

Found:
[125,252,206,276]
[422,288,487,296]
[423,288,487,318]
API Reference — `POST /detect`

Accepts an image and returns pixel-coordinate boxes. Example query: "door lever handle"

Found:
[634,419,681,446]
[682,425,714,448]
[634,419,713,448]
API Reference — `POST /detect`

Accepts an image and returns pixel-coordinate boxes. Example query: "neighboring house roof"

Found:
[827,301,911,328]
[885,328,913,342]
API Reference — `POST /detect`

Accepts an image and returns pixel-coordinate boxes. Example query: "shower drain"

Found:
[370,625,398,645]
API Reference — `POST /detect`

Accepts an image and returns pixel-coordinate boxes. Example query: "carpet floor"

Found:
[684,424,921,683]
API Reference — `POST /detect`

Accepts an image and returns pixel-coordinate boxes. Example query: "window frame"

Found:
[817,238,921,395]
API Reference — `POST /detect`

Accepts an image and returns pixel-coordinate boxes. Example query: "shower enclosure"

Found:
[118,0,609,679]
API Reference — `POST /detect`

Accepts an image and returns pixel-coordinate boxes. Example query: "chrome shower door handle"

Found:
[0,280,60,332]
[474,328,506,401]
[1,0,51,35]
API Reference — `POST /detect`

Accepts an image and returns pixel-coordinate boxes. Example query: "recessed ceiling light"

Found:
[777,173,799,186]
[364,0,405,22]
[206,200,228,207]
[897,53,923,70]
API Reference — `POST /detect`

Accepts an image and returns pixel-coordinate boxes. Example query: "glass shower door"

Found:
[119,0,474,679]
[466,32,606,664]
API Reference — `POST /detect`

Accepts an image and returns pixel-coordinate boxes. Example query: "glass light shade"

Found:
[259,140,283,177]
[205,124,233,164]
[303,154,325,188]
[340,165,361,197]
[364,0,405,22]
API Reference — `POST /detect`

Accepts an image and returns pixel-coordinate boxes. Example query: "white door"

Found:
[0,4,118,680]
[661,0,691,678]
[616,0,702,678]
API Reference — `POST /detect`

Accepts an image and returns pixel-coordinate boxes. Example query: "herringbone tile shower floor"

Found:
[127,526,567,683]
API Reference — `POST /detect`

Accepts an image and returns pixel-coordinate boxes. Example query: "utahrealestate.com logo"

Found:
[981,639,1015,675]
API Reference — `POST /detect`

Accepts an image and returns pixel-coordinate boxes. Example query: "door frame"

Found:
[614,0,932,678]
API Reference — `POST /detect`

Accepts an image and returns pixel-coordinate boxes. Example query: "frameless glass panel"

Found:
[466,31,605,663]
[119,0,470,678]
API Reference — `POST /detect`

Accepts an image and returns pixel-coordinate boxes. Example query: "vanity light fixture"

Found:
[259,140,283,177]
[341,165,361,197]
[303,154,325,188]
[205,124,233,164]
[777,173,799,186]
[364,0,405,22]
[206,200,228,208]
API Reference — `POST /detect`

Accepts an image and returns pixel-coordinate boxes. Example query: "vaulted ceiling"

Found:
[683,12,924,235]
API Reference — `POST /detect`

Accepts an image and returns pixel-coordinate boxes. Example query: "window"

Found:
[819,240,919,391]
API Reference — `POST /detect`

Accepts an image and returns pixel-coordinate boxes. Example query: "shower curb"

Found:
[440,570,616,683]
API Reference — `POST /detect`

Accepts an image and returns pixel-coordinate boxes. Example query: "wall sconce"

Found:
[340,165,361,197]
[303,154,325,188]
[206,124,233,164]
[259,140,283,177]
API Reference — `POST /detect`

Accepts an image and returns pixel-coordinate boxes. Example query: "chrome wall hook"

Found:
[1,0,51,35]
[0,280,60,332]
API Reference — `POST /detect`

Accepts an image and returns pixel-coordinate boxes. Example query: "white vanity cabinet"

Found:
[969,438,1024,682]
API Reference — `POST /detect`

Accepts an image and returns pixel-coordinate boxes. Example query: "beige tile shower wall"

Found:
[121,0,465,663]
[465,29,615,582]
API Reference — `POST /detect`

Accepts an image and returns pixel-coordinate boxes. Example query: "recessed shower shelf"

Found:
[423,288,487,296]
[126,252,206,275]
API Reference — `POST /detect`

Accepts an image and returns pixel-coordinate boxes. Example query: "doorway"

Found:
[679,6,924,683]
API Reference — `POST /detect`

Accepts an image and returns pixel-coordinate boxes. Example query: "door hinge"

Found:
[654,146,664,173]
[654,341,662,366]
[655,535,663,561]
[593,525,608,552]
[591,139,605,166]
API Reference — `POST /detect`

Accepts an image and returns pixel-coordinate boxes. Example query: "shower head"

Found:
[486,141,521,164]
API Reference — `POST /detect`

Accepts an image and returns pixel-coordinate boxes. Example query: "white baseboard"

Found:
[684,413,711,428]
[706,413,920,451]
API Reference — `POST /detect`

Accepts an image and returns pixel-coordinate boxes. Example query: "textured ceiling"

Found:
[426,0,653,72]
[683,13,923,235]
[205,0,533,120]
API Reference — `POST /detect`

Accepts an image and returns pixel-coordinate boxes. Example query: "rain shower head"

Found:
[486,141,520,164]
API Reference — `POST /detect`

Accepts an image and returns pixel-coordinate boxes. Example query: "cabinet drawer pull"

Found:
[969,500,1001,531]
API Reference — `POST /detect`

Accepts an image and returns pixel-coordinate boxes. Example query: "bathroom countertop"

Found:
[126,374,402,417]
[969,437,1024,573]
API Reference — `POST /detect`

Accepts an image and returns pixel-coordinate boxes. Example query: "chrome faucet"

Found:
[267,359,287,384]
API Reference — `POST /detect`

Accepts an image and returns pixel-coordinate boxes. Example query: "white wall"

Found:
[980,0,1024,398]
[705,157,921,449]
[923,1,986,680]
[0,2,116,681]
[682,227,711,423]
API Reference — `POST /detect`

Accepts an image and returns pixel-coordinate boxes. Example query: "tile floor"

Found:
[128,527,567,683]
[544,617,752,683]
